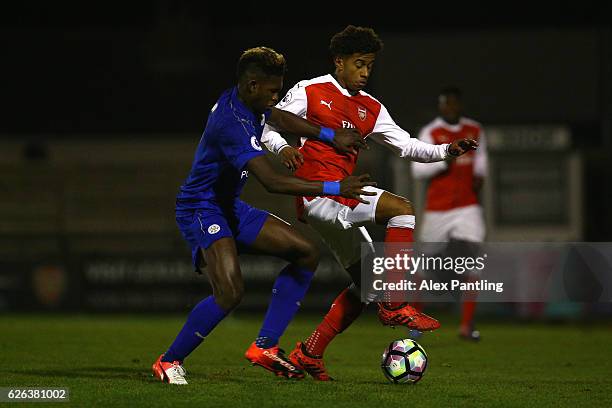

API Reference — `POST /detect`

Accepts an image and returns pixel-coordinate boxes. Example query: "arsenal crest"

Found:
[357,106,366,121]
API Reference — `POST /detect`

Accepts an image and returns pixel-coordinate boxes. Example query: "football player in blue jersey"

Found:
[151,46,375,384]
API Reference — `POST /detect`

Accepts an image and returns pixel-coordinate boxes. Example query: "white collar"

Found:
[326,74,363,97]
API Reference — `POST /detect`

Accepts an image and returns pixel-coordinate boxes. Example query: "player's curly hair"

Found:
[329,25,384,57]
[237,47,287,79]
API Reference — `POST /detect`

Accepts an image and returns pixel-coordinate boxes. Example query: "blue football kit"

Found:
[159,85,317,372]
[176,86,270,270]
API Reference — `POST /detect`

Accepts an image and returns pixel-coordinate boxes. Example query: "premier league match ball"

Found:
[381,339,428,384]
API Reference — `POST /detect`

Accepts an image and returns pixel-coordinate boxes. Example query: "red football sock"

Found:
[382,224,414,309]
[460,272,479,328]
[461,300,477,329]
[304,287,364,357]
[385,226,414,243]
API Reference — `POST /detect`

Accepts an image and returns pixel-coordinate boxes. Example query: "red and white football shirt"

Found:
[263,74,449,182]
[412,117,487,211]
[262,74,450,213]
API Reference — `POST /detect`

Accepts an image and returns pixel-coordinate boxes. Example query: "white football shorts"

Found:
[301,186,384,269]
[419,204,485,243]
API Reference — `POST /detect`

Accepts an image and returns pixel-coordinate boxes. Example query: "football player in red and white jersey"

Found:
[412,86,487,341]
[262,26,478,380]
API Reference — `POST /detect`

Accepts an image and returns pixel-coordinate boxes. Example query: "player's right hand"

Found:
[340,173,377,204]
[333,128,369,155]
[279,146,304,171]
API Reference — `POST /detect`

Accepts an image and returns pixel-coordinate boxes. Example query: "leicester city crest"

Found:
[251,136,262,151]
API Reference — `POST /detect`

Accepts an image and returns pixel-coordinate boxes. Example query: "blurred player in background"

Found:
[412,86,487,341]
[262,26,478,380]
[152,46,376,384]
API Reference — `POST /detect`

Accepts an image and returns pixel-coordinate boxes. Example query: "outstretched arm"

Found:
[369,105,477,162]
[412,129,449,179]
[246,155,377,204]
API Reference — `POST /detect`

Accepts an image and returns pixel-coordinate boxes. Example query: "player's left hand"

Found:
[333,128,369,155]
[448,138,478,157]
[340,173,377,204]
[279,146,304,171]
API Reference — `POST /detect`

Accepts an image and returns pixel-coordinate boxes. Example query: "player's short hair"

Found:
[439,86,463,99]
[329,25,384,57]
[237,47,287,80]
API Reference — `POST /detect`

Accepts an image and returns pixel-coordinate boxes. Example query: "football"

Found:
[381,339,428,384]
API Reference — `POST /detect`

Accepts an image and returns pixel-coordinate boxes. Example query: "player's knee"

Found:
[214,280,244,311]
[295,239,320,270]
[385,199,414,223]
[377,194,415,224]
[216,290,243,311]
[393,197,414,216]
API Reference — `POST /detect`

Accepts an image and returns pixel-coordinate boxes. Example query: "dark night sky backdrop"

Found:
[2,1,611,136]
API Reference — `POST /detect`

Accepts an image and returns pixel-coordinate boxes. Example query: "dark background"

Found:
[1,1,611,312]
[3,2,611,134]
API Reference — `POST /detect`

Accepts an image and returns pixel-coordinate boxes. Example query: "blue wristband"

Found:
[319,127,335,143]
[322,181,341,195]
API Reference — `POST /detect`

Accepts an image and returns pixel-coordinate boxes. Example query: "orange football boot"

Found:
[244,342,304,379]
[377,303,441,331]
[288,342,333,381]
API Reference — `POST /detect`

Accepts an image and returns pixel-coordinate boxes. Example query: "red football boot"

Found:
[288,342,333,381]
[244,342,304,379]
[377,303,441,331]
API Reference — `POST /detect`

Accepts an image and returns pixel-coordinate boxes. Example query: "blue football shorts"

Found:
[176,199,269,272]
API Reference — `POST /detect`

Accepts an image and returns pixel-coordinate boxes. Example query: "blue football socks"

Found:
[256,265,315,349]
[162,296,227,362]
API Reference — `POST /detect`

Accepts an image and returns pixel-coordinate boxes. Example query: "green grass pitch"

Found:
[1,312,611,407]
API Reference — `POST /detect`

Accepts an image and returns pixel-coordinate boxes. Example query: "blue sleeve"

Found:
[217,122,266,170]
